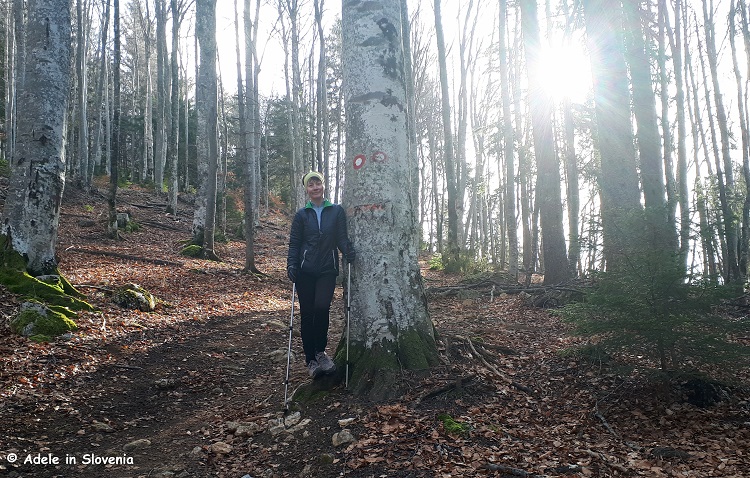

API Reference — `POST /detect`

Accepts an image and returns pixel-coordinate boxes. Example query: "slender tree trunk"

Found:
[692,12,727,273]
[702,0,741,281]
[240,0,260,272]
[289,0,304,206]
[560,0,580,276]
[658,0,678,231]
[76,0,89,190]
[314,0,327,181]
[433,0,460,268]
[729,0,750,276]
[108,0,121,239]
[196,0,219,260]
[167,0,181,214]
[91,0,110,182]
[521,0,569,284]
[154,0,168,190]
[671,0,690,266]
[141,0,153,183]
[622,1,674,250]
[682,8,716,279]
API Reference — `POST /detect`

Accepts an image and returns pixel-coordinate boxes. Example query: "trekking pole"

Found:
[346,262,351,389]
[283,283,296,409]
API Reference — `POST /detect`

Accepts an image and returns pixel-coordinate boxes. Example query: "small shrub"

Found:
[559,250,746,373]
[557,343,610,365]
[124,221,141,233]
[428,253,444,271]
[0,158,10,177]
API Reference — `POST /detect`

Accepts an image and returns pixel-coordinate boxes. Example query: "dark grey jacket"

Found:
[287,200,354,277]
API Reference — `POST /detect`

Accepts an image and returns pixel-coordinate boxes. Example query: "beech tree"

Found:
[2,0,72,275]
[340,0,439,400]
[582,0,642,270]
[194,0,219,259]
[521,0,569,284]
[433,0,460,268]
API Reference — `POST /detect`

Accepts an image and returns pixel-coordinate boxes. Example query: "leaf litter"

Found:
[0,185,747,477]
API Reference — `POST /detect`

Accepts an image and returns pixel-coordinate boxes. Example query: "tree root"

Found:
[484,463,543,476]
[581,449,629,473]
[65,247,183,266]
[412,374,477,405]
[455,335,533,394]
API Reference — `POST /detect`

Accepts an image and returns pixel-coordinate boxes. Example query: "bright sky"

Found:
[212,1,592,103]
[214,1,342,97]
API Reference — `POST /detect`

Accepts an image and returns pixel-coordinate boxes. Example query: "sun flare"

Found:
[538,42,592,104]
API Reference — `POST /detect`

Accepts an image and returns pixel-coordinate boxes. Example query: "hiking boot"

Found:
[316,352,337,374]
[307,359,323,379]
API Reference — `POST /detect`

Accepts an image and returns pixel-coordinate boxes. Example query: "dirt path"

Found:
[2,186,749,478]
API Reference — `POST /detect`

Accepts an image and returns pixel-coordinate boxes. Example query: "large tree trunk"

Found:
[2,0,72,276]
[521,0,569,284]
[340,0,439,401]
[582,0,642,271]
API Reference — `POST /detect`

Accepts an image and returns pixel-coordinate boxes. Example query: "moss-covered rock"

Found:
[112,283,156,312]
[180,244,203,257]
[11,301,77,339]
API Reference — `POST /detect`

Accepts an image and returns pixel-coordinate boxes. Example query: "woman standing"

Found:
[287,172,356,378]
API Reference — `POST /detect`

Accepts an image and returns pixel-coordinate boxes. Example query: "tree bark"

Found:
[154,0,168,189]
[2,0,72,275]
[108,0,121,239]
[521,0,569,284]
[166,0,182,215]
[729,0,750,276]
[76,0,89,190]
[433,0,460,268]
[703,0,741,280]
[196,0,219,259]
[622,1,674,251]
[341,0,439,400]
[582,0,642,271]
[92,0,111,183]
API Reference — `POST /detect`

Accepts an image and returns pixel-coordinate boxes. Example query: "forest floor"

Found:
[0,184,749,478]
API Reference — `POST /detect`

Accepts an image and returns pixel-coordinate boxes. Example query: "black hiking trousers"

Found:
[295,271,336,364]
